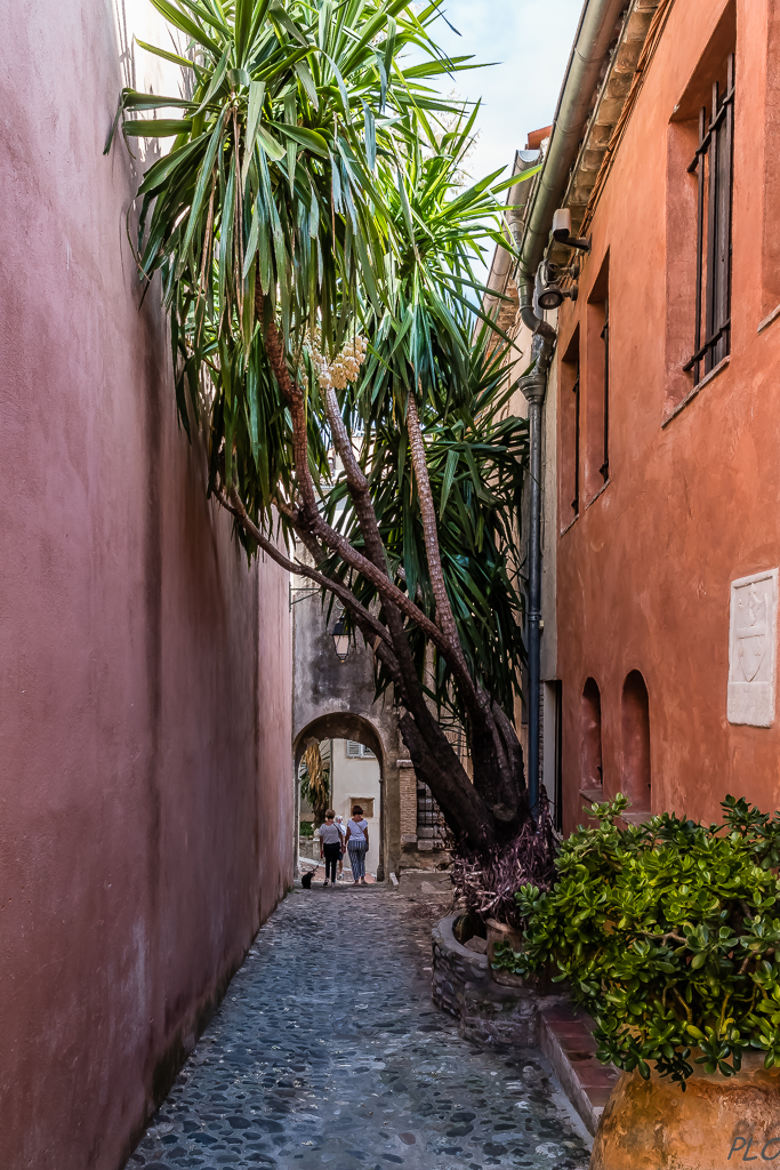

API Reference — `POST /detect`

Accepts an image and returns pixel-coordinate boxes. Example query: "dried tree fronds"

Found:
[451,795,558,930]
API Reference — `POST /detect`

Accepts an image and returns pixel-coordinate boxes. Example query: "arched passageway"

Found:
[292,581,436,877]
[295,712,387,880]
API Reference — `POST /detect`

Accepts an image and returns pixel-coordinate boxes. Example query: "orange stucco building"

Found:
[491,0,780,830]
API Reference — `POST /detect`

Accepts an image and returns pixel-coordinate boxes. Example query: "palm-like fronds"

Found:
[324,329,527,723]
[322,111,529,722]
[112,0,541,846]
[117,0,503,519]
[122,0,470,349]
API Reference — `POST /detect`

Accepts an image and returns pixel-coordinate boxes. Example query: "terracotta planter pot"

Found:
[590,1054,780,1169]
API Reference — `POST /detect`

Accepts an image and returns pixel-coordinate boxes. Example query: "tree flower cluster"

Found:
[307,331,368,391]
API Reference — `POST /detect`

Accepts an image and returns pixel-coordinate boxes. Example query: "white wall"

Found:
[330,738,381,875]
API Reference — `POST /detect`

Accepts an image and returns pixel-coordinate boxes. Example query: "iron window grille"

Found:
[684,54,735,385]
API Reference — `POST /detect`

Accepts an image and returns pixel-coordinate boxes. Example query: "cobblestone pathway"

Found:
[126,886,590,1170]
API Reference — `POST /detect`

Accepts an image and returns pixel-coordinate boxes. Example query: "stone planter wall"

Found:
[431,914,543,1046]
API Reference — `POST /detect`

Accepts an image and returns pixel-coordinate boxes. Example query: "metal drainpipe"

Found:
[512,0,627,815]
[518,315,554,819]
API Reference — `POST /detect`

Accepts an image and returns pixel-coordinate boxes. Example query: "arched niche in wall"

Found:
[621,670,652,813]
[580,677,604,795]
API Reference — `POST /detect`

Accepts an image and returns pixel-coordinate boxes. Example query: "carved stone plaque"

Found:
[727,569,778,727]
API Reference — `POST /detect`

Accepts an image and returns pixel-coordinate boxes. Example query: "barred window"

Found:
[684,54,735,385]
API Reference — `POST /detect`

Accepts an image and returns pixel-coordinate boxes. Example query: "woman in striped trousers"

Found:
[345,805,369,885]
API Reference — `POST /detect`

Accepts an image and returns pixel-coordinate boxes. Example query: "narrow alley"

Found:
[126,884,590,1170]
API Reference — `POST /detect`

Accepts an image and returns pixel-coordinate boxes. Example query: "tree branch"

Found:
[405,390,460,647]
[399,712,491,850]
[253,286,485,669]
[249,289,519,841]
[320,380,461,728]
[215,483,395,656]
[406,390,512,784]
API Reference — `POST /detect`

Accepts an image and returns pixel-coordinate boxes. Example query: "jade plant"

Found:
[495,794,780,1085]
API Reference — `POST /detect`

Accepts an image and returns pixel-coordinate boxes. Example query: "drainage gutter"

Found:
[517,0,630,287]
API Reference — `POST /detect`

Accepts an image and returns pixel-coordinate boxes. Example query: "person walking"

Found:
[345,805,369,885]
[319,810,343,888]
[334,814,347,880]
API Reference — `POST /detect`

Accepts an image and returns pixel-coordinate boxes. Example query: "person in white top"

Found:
[344,805,370,885]
[319,811,343,887]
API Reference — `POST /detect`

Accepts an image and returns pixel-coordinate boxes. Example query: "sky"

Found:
[424,0,584,184]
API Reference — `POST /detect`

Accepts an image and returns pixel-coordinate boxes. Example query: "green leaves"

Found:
[503,797,780,1086]
[113,0,530,733]
[147,0,222,54]
[275,123,329,157]
[321,325,528,721]
[123,118,194,136]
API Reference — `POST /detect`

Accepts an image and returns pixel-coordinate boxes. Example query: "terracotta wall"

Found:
[0,3,293,1168]
[554,0,780,830]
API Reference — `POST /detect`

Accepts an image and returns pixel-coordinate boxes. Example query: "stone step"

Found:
[539,1001,619,1136]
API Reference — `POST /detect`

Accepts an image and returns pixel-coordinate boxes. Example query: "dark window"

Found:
[560,328,580,527]
[571,358,581,517]
[585,252,609,496]
[684,53,735,384]
[599,300,610,481]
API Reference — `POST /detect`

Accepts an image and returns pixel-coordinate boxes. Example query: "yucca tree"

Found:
[113,0,537,849]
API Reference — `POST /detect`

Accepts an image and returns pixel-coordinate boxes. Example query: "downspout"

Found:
[514,0,628,816]
[517,320,554,819]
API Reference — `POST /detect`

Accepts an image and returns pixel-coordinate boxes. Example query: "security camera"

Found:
[551,207,590,252]
[534,259,578,313]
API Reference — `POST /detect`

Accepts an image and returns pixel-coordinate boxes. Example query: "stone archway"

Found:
[292,585,410,879]
[294,712,393,880]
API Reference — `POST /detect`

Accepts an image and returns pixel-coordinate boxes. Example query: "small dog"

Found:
[300,871,313,889]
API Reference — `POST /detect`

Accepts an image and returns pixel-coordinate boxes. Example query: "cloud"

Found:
[430,0,582,180]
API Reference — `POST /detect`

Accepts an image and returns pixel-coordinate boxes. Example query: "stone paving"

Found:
[126,884,591,1170]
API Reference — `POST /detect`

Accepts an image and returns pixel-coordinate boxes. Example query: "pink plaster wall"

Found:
[554,0,780,832]
[0,4,294,1168]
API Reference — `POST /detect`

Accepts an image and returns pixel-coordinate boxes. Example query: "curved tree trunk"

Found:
[218,285,531,852]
